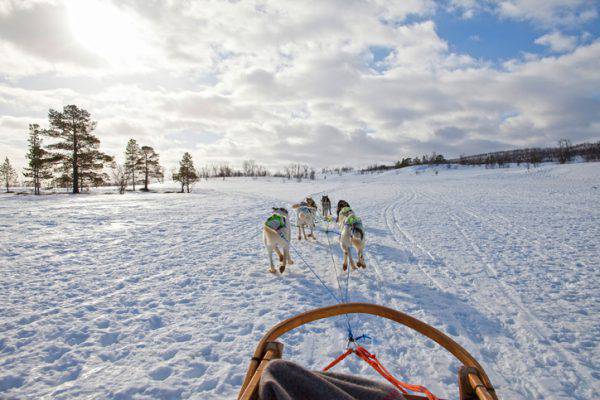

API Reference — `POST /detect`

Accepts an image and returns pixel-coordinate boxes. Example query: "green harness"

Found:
[266,214,286,231]
[345,214,361,226]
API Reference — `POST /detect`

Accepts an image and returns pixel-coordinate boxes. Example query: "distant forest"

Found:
[360,139,600,173]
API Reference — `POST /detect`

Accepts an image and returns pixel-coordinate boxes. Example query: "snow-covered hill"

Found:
[1,163,599,399]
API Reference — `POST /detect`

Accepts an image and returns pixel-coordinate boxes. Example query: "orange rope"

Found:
[323,348,354,372]
[324,345,439,400]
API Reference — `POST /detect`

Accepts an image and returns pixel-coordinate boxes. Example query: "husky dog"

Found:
[292,201,317,241]
[336,199,350,222]
[263,207,294,273]
[338,206,366,270]
[305,197,318,210]
[321,195,331,218]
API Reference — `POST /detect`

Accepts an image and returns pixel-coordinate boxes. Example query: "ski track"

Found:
[0,163,599,399]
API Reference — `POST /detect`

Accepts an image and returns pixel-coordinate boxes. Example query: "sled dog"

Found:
[305,197,318,210]
[321,195,332,218]
[338,206,366,270]
[336,200,350,222]
[263,207,293,273]
[292,200,317,241]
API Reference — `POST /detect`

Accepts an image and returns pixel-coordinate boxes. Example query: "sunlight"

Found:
[66,0,145,64]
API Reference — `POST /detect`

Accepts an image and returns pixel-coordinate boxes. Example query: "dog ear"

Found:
[272,207,279,211]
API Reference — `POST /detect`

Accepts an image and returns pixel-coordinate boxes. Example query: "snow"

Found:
[1,162,599,399]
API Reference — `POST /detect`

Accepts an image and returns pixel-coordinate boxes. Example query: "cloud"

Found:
[0,0,598,173]
[448,0,598,27]
[535,31,578,52]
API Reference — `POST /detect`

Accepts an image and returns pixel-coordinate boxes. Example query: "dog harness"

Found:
[345,214,361,226]
[345,214,364,237]
[266,214,286,232]
[340,206,352,217]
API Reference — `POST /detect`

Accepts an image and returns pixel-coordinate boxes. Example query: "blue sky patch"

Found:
[431,5,599,64]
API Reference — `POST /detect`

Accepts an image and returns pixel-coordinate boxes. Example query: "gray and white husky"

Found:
[338,206,366,271]
[321,195,331,218]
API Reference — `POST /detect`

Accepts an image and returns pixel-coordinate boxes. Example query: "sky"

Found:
[0,0,599,173]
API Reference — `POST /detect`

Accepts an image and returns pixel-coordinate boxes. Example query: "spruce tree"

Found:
[0,157,17,193]
[124,139,143,191]
[173,152,199,193]
[23,124,53,195]
[44,105,112,193]
[140,146,163,191]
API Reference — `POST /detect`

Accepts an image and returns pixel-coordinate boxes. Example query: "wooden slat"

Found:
[468,372,495,400]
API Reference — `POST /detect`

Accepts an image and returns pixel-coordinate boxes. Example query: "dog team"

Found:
[263,195,366,274]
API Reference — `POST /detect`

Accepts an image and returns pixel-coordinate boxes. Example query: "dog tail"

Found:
[352,226,364,241]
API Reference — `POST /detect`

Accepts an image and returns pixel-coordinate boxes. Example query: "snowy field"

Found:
[1,163,599,399]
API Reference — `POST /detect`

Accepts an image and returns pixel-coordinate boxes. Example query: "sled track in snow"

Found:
[382,189,564,398]
[415,189,596,394]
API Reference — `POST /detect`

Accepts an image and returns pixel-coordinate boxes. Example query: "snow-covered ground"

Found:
[1,163,599,399]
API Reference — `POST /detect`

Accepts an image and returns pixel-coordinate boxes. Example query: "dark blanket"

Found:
[259,359,406,400]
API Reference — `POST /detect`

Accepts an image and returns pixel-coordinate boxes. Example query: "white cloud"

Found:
[0,0,599,173]
[535,31,578,52]
[448,0,598,27]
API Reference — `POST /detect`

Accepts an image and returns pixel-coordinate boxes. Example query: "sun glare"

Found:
[66,0,145,64]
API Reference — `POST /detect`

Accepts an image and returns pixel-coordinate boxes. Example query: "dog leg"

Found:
[357,247,366,268]
[279,255,286,273]
[348,249,357,270]
[298,226,302,241]
[274,247,284,262]
[361,246,366,268]
[274,246,286,272]
[285,247,294,265]
[267,246,276,273]
[342,249,348,271]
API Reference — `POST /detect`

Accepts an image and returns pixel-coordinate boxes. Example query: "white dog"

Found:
[292,201,317,241]
[338,206,366,271]
[263,207,294,273]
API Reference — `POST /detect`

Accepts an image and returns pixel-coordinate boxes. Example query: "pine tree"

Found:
[124,139,143,191]
[140,146,163,191]
[0,157,18,193]
[53,159,72,191]
[44,105,112,193]
[173,152,199,193]
[23,124,53,195]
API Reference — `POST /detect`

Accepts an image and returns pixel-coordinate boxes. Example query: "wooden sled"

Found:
[238,303,498,400]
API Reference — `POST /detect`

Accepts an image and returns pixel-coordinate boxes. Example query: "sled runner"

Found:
[238,303,498,400]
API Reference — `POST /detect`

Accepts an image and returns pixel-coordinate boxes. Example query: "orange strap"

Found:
[324,345,439,400]
[323,348,353,372]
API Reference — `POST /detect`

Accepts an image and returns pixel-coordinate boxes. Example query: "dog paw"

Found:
[288,260,294,265]
[279,265,286,273]
[268,268,276,274]
[343,264,348,271]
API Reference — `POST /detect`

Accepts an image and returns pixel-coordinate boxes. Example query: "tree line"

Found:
[360,139,600,174]
[361,152,446,173]
[0,105,201,194]
[0,104,324,194]
[3,106,597,193]
[452,139,600,168]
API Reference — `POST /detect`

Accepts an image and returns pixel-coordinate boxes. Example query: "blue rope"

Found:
[321,218,359,340]
[286,212,369,344]
[286,239,342,304]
